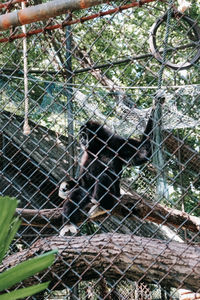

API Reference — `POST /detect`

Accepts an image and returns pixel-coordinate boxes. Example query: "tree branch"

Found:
[16,191,200,233]
[2,234,200,291]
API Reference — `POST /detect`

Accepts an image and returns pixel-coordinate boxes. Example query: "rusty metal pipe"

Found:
[0,0,157,41]
[0,0,110,31]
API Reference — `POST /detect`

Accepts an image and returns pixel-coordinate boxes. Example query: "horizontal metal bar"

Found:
[0,42,195,75]
[0,0,107,30]
[0,0,156,31]
[0,0,111,31]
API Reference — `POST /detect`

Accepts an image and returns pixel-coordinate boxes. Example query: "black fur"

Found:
[61,112,153,225]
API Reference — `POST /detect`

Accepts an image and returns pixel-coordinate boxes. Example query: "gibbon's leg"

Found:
[60,188,90,236]
[88,174,117,217]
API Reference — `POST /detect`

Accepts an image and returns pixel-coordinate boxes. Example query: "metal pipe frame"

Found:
[0,0,156,31]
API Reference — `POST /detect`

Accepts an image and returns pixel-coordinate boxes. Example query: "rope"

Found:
[153,1,174,200]
[22,1,30,135]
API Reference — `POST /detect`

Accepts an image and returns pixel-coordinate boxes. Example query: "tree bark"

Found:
[16,191,200,233]
[164,130,200,175]
[0,111,69,182]
[2,234,200,291]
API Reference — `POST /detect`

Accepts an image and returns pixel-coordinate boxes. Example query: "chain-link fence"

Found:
[0,0,200,299]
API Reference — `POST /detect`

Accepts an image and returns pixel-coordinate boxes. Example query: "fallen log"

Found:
[16,191,200,233]
[2,233,200,291]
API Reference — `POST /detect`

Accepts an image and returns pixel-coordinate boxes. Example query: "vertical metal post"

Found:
[65,13,78,299]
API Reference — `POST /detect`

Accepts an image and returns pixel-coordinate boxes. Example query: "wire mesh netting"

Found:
[0,0,200,299]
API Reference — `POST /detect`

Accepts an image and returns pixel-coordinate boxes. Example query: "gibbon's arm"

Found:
[141,109,154,143]
[118,110,153,165]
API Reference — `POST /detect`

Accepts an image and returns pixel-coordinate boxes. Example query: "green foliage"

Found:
[0,283,50,300]
[0,196,57,299]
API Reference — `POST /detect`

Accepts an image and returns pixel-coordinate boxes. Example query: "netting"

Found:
[0,0,200,299]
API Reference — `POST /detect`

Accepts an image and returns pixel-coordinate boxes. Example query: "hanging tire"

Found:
[149,11,200,70]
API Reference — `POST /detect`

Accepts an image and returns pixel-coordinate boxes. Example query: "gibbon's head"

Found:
[79,121,103,151]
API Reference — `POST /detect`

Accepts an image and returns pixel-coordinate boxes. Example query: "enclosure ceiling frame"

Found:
[0,0,157,31]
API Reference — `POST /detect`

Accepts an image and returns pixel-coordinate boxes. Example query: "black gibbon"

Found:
[59,111,153,235]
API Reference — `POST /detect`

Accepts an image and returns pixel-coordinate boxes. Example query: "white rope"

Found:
[22,1,30,135]
[153,1,175,201]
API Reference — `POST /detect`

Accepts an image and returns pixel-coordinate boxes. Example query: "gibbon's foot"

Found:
[59,224,78,236]
[59,180,77,199]
[88,199,109,218]
[59,181,68,199]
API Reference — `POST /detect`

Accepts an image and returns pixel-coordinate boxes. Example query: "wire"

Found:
[1,72,200,89]
[0,0,26,10]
